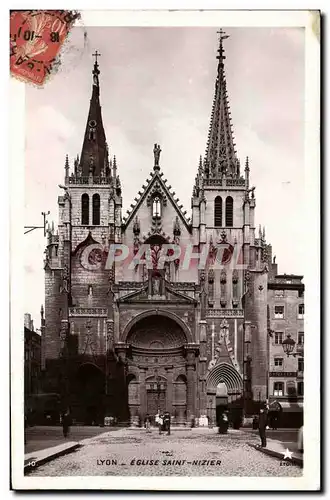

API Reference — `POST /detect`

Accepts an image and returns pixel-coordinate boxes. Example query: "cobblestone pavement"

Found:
[29,428,302,477]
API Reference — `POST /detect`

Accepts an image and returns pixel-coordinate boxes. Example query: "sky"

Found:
[24,27,305,329]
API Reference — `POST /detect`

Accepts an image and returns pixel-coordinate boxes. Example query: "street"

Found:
[25,425,120,454]
[28,427,302,477]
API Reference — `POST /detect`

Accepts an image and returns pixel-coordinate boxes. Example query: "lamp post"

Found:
[282,334,304,358]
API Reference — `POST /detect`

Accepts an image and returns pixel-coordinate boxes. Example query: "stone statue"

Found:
[153,278,160,296]
[153,143,161,167]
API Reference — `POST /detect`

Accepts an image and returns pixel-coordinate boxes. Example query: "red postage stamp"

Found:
[10,10,80,86]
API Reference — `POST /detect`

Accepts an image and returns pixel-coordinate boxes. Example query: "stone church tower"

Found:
[42,35,273,426]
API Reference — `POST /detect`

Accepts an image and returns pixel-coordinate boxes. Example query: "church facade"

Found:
[41,35,303,426]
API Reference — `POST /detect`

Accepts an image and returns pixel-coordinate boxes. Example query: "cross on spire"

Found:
[92,50,101,63]
[217,28,230,42]
[216,29,230,61]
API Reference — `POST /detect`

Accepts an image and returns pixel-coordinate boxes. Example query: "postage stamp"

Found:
[10,10,80,85]
[10,9,320,492]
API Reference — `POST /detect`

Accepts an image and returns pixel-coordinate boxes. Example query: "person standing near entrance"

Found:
[163,411,171,435]
[144,414,152,433]
[258,407,268,447]
[62,409,71,438]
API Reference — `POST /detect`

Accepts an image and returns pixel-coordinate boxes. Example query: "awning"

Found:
[277,401,304,412]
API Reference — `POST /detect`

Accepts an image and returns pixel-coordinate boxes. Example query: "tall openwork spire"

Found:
[205,30,239,179]
[79,51,107,177]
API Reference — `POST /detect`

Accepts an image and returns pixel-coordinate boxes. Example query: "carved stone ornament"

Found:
[232,269,239,284]
[220,269,227,284]
[60,265,70,294]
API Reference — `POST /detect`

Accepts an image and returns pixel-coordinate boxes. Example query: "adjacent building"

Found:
[24,313,41,398]
[267,273,304,426]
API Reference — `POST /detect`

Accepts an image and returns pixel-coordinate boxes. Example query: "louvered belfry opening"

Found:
[225,196,233,227]
[81,193,89,225]
[226,196,234,227]
[92,193,100,225]
[214,196,223,227]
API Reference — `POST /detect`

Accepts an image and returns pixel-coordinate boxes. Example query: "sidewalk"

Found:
[250,438,303,467]
[24,441,81,473]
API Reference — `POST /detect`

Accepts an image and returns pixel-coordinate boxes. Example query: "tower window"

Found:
[92,193,100,225]
[214,196,222,227]
[152,196,161,217]
[81,193,89,225]
[225,196,233,227]
[298,358,304,372]
[298,304,304,319]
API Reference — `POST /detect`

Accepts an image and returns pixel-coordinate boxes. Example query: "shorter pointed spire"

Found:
[65,154,69,181]
[245,156,250,171]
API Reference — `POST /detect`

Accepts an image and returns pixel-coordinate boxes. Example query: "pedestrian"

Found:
[158,413,164,435]
[62,409,71,438]
[258,407,268,447]
[218,411,229,434]
[144,414,151,433]
[163,411,171,435]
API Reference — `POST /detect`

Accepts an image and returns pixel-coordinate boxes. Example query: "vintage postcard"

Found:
[10,9,320,491]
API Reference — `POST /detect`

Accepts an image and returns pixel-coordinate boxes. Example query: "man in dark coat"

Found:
[163,411,171,435]
[62,410,71,438]
[258,408,268,447]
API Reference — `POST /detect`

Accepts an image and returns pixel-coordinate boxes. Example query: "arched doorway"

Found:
[76,363,105,425]
[122,313,194,425]
[206,362,243,427]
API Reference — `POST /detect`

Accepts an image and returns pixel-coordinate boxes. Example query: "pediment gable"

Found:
[122,170,191,233]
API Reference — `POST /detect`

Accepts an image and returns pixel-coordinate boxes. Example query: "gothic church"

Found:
[42,34,284,426]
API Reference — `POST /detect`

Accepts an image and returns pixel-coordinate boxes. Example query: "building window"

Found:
[298,304,304,319]
[214,196,222,227]
[152,196,161,217]
[298,332,304,345]
[274,332,283,345]
[298,289,304,298]
[274,357,283,367]
[225,196,233,227]
[88,285,93,296]
[81,193,89,225]
[297,381,304,396]
[274,305,284,319]
[298,358,304,372]
[92,193,100,225]
[273,382,284,397]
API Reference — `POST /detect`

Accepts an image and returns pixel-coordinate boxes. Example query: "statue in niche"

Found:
[153,277,161,296]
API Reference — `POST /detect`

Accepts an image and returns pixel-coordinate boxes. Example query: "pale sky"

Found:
[24,27,305,329]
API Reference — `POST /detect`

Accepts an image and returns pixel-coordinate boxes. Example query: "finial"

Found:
[40,304,44,320]
[216,28,229,63]
[153,143,161,170]
[262,226,266,241]
[92,50,101,88]
[259,225,262,239]
[245,156,250,171]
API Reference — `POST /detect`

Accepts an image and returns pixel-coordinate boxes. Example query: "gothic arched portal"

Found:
[206,362,243,427]
[123,314,195,426]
